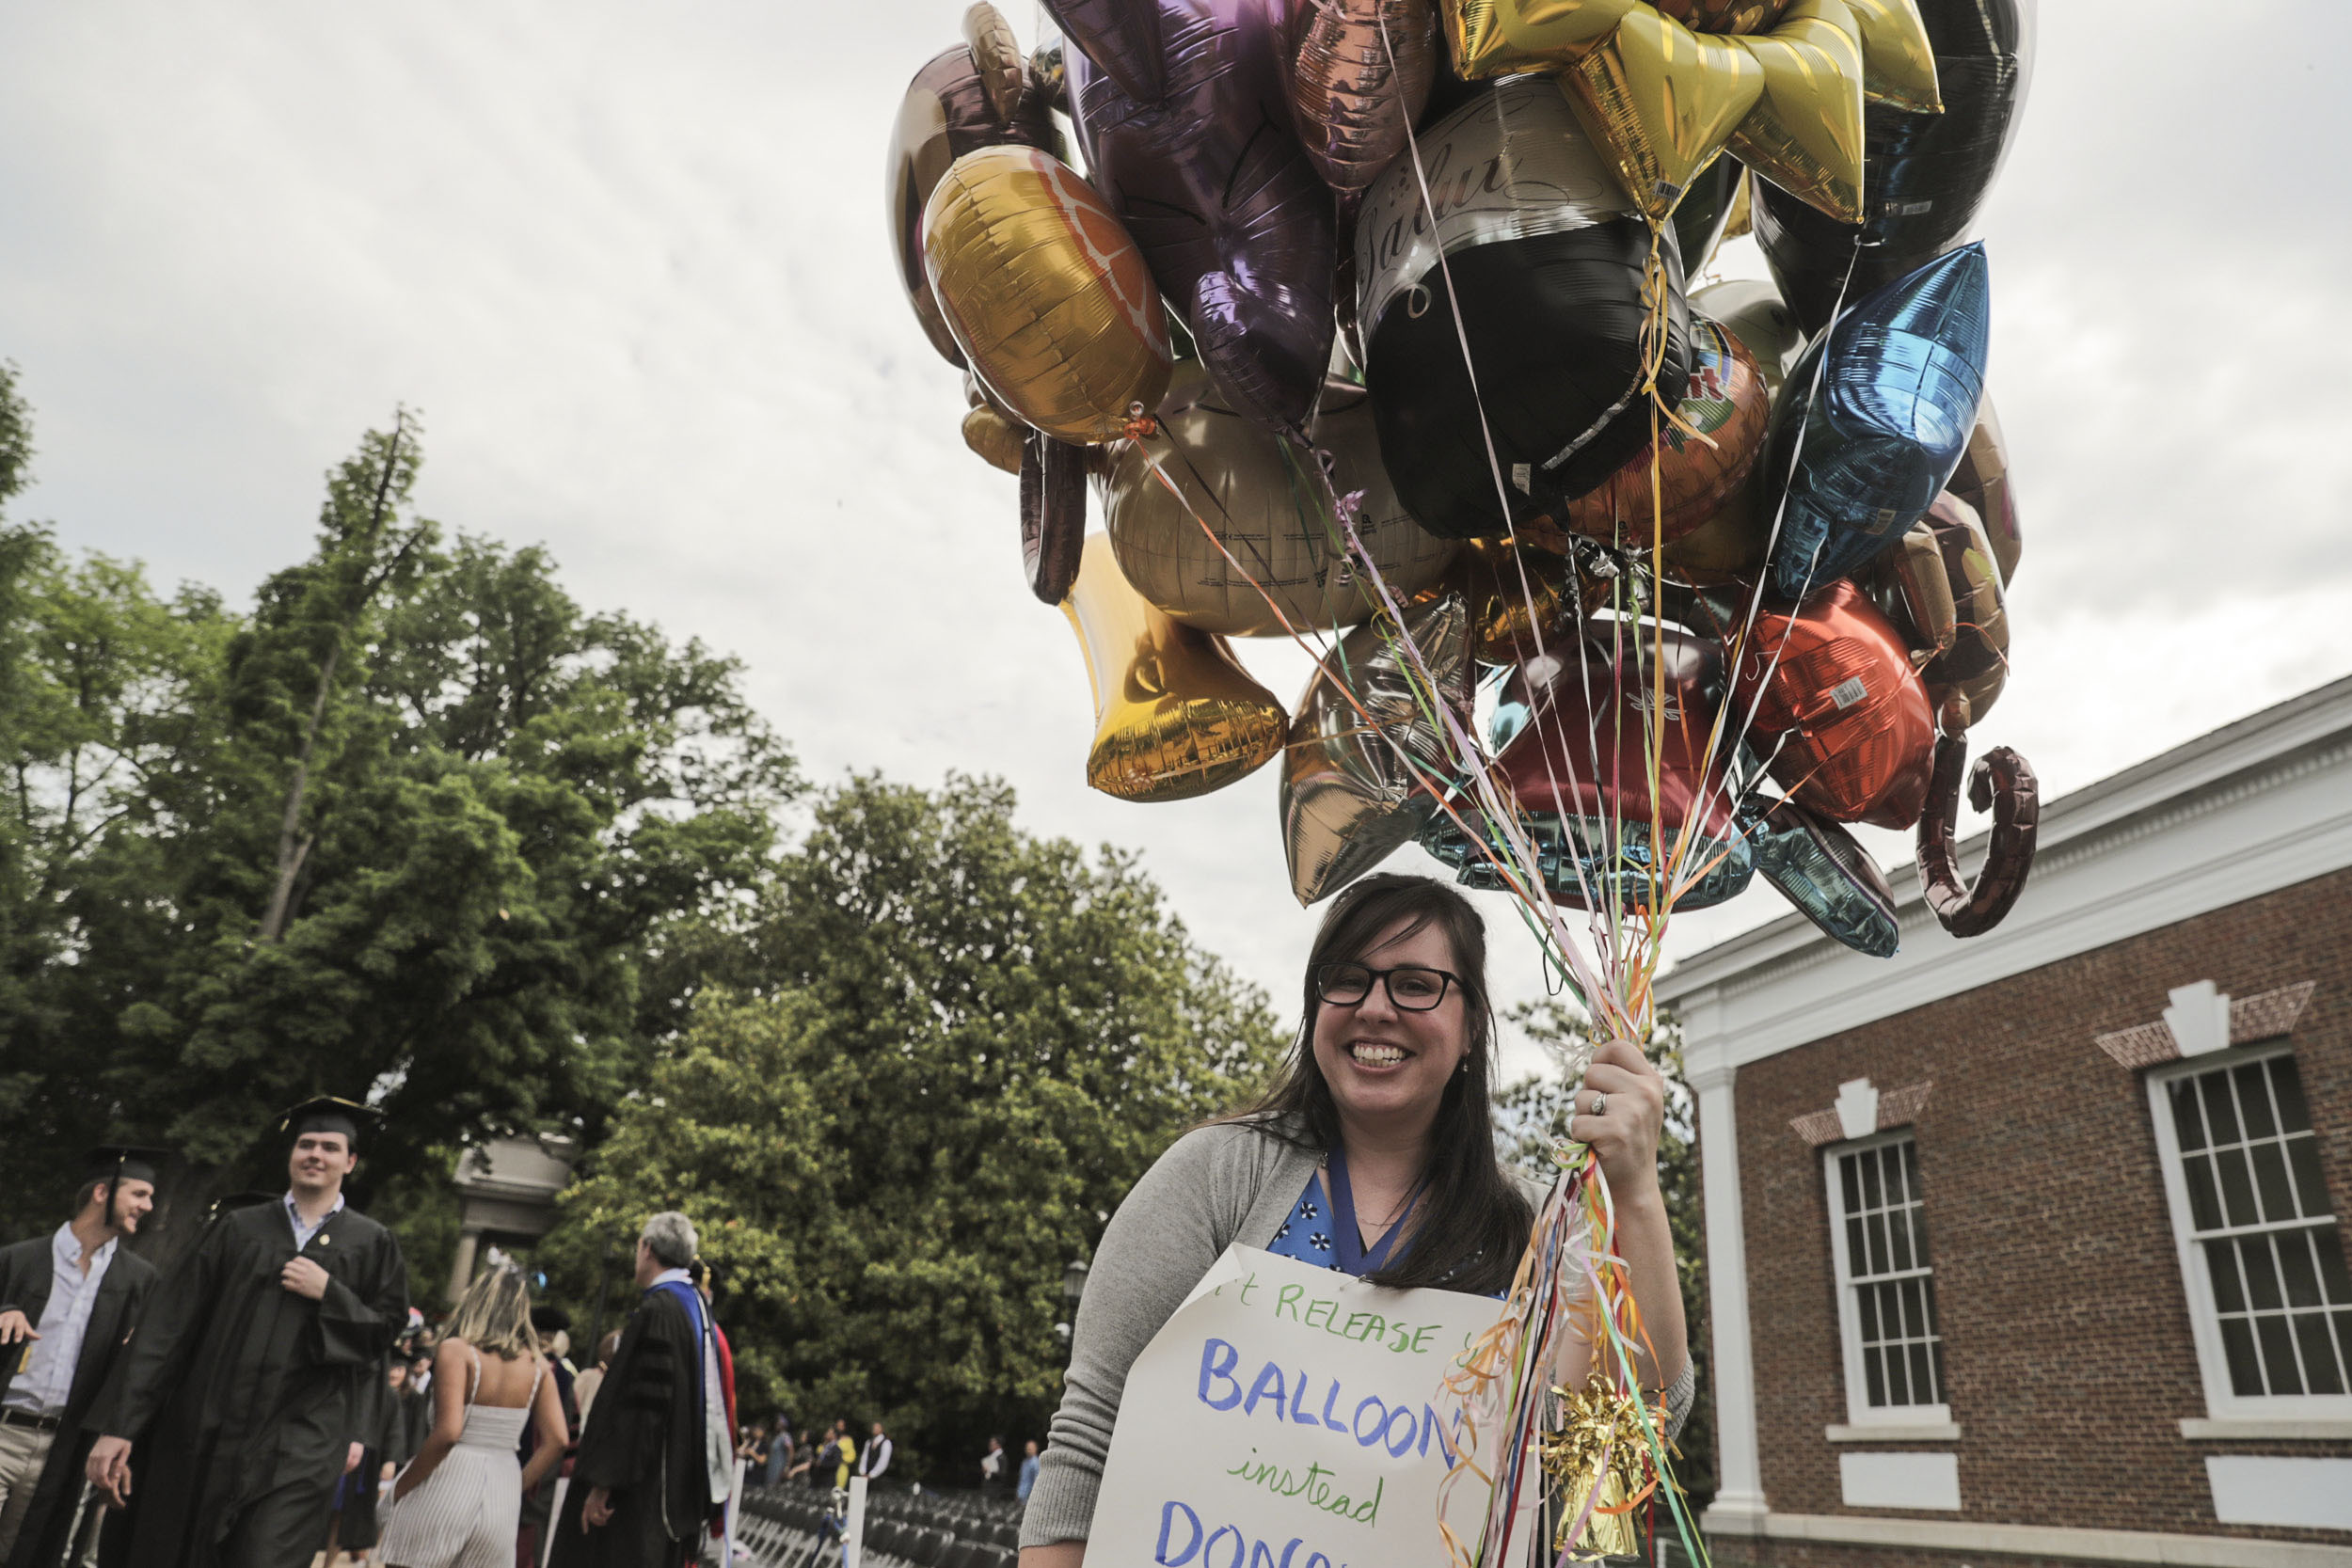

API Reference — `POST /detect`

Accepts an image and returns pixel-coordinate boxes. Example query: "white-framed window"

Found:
[1824,1130,1950,1427]
[2149,1043,2352,1418]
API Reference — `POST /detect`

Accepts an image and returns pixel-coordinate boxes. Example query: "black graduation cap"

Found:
[276,1095,380,1149]
[83,1146,169,1189]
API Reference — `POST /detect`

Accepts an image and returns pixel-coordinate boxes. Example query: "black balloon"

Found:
[1356,79,1692,539]
[1752,0,2034,333]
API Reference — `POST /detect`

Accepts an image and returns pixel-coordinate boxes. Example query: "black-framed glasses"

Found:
[1313,962,1466,1012]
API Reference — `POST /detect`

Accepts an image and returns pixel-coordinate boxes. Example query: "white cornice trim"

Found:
[1741,1511,2352,1565]
[2183,1418,2352,1441]
[1661,705,2352,1071]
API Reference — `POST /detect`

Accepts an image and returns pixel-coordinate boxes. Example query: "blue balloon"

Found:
[1758,244,1991,597]
[1742,798,1901,958]
[1419,813,1755,912]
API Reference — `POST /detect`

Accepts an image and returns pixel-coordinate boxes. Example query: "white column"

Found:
[1691,1052,1769,1534]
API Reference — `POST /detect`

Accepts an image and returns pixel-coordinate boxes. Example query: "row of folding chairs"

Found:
[737,1485,1022,1568]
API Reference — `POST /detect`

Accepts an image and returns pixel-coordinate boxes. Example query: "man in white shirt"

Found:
[0,1148,162,1563]
[858,1421,893,1482]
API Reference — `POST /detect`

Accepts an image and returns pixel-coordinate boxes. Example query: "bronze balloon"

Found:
[1418,536,1585,665]
[1947,395,2020,584]
[1103,365,1457,637]
[1872,491,2008,728]
[1561,318,1771,546]
[962,405,1025,473]
[1693,277,1807,397]
[1282,0,1440,198]
[1280,594,1474,904]
[886,4,1063,367]
[1660,483,1766,585]
[923,146,1173,444]
[1061,535,1289,801]
[1023,430,1090,604]
[1915,736,2037,936]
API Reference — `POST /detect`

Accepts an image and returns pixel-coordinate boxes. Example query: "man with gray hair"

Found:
[549,1212,731,1568]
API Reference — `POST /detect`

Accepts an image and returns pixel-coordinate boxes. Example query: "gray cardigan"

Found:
[1020,1119,1694,1548]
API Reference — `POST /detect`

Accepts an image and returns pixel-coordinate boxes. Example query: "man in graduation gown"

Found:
[549,1212,730,1568]
[82,1100,408,1568]
[0,1149,164,1568]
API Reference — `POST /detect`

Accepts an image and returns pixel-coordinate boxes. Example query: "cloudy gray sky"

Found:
[3,3,2345,1079]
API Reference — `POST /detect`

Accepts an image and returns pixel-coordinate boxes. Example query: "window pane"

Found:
[2243,1237,2285,1309]
[1857,1285,1882,1341]
[2220,1318,2264,1396]
[2251,1143,2296,1226]
[1867,1213,1890,1276]
[1908,1341,1935,1405]
[1884,1329,1911,1403]
[2171,1078,2209,1152]
[1889,1210,1915,1272]
[2271,1057,2312,1133]
[1864,1343,1886,1407]
[2218,1148,2261,1228]
[1847,1215,1867,1272]
[1860,1154,1883,1211]
[1900,1278,1927,1339]
[2293,1310,2345,1397]
[2286,1138,2331,1219]
[2255,1313,2305,1396]
[2280,1230,2324,1309]
[1931,1339,1947,1403]
[1841,1154,1861,1215]
[1924,1284,1940,1336]
[2201,1074,2242,1145]
[2233,1063,2278,1139]
[2318,1228,2352,1305]
[2184,1153,2223,1232]
[2206,1239,2247,1313]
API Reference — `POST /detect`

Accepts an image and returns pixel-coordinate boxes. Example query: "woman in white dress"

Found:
[380,1266,569,1568]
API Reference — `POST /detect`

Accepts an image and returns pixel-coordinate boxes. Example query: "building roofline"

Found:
[1660,672,2352,1005]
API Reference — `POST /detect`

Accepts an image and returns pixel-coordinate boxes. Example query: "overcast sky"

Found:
[3,3,2345,1081]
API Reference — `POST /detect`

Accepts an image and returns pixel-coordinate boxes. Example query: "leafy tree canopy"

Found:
[0,396,798,1254]
[539,773,1287,1475]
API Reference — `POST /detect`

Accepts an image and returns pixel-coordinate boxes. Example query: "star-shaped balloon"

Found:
[1443,0,1938,223]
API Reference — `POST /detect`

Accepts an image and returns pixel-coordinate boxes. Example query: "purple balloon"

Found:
[1047,0,1335,433]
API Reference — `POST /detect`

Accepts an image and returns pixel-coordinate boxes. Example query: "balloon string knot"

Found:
[1120,404,1158,442]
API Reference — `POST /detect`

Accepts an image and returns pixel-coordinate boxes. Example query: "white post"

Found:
[723,1457,746,1562]
[844,1475,869,1568]
[1691,1053,1768,1535]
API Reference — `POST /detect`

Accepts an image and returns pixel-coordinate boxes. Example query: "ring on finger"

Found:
[1588,1091,1607,1117]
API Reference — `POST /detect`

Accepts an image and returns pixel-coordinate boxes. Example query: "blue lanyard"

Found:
[1325,1143,1429,1276]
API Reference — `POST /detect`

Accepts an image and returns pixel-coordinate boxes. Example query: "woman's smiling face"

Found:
[1310,914,1472,1134]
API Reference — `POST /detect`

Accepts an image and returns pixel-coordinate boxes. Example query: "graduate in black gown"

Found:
[548,1212,727,1568]
[82,1100,408,1568]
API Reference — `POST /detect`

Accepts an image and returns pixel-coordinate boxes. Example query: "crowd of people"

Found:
[0,1101,744,1568]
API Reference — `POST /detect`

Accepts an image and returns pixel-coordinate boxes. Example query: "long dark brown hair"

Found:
[1231,873,1531,1294]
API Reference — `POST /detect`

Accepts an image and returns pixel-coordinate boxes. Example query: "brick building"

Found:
[1658,675,2352,1568]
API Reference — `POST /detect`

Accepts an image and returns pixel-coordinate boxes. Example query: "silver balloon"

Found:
[1279,594,1471,905]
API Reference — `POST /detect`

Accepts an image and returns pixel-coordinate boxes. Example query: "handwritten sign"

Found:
[1088,1246,1535,1568]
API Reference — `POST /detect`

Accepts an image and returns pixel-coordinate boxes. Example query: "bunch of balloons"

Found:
[886,0,2040,979]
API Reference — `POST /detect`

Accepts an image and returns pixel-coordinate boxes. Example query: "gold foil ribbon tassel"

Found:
[1539,1372,1653,1562]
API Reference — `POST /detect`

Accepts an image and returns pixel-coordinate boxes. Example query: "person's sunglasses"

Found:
[1313,962,1466,1012]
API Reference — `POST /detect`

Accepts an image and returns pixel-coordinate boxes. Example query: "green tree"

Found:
[541,773,1287,1474]
[1493,1004,1716,1511]
[0,402,799,1263]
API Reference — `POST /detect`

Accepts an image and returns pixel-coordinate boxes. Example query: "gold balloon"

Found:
[923,146,1172,444]
[1445,0,1873,223]
[961,405,1025,473]
[1104,365,1457,637]
[1447,0,1640,79]
[1693,278,1806,396]
[1720,162,1754,240]
[1280,595,1472,904]
[1565,11,1759,222]
[1725,0,1866,223]
[1844,0,1940,112]
[1419,536,1581,664]
[1061,535,1288,801]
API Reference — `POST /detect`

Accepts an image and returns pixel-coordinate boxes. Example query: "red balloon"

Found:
[1732,581,1935,829]
[1494,620,1737,839]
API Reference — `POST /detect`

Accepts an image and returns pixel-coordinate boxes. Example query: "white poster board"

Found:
[1089,1246,1535,1568]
